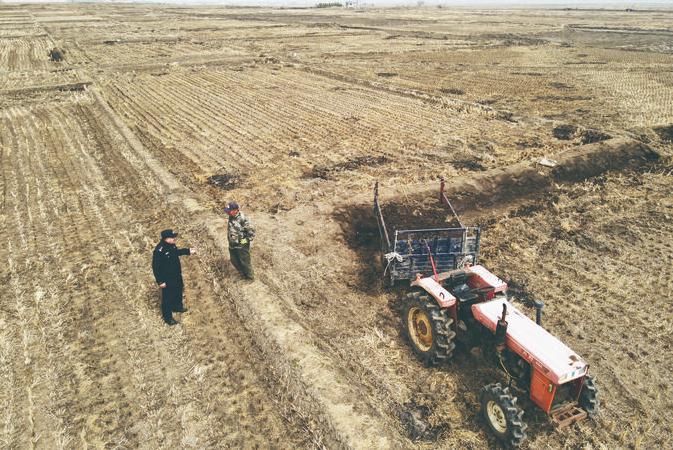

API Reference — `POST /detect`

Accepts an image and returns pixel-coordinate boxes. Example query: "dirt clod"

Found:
[553,124,578,140]
[207,173,241,190]
[306,155,390,180]
[580,129,612,144]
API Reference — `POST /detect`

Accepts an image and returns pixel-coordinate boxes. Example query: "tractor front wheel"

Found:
[404,291,455,366]
[579,375,599,417]
[479,383,527,447]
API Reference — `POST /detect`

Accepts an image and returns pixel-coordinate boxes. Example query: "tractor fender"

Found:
[411,276,456,309]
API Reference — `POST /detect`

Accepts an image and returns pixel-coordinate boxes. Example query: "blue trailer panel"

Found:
[373,182,481,284]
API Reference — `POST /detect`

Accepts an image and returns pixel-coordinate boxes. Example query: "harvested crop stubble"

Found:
[480,168,673,449]
[0,98,310,448]
[101,65,565,213]
[4,4,673,449]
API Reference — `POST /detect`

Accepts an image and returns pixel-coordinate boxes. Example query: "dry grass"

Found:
[2,3,673,449]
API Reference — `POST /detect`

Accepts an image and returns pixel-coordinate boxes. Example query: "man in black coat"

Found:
[152,229,196,325]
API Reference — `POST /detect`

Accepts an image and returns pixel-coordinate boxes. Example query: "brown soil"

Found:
[2,4,673,450]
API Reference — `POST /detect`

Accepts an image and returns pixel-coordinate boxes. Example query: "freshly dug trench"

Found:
[553,124,577,140]
[653,124,673,143]
[338,137,659,250]
[445,137,659,208]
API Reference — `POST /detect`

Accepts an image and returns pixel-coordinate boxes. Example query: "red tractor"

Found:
[373,180,598,447]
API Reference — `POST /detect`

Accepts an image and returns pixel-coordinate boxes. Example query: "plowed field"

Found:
[1,4,672,450]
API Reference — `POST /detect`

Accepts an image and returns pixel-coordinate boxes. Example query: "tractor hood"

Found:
[472,298,588,385]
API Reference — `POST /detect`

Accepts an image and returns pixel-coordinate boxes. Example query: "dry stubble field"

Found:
[1,4,672,449]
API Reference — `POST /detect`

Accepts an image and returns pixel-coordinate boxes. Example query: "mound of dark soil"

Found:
[653,124,673,142]
[450,159,486,171]
[207,173,241,190]
[439,87,465,95]
[400,401,446,442]
[376,72,398,78]
[306,155,389,180]
[516,138,543,149]
[49,48,65,62]
[553,124,578,140]
[580,129,611,145]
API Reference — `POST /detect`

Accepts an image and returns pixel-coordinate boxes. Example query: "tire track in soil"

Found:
[36,105,170,446]
[1,107,59,449]
[86,98,312,447]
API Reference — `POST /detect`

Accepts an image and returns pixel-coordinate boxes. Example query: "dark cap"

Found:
[161,229,179,239]
[224,201,239,212]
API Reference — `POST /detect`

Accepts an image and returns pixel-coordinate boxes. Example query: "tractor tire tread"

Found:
[404,292,456,366]
[480,383,528,448]
[579,375,599,417]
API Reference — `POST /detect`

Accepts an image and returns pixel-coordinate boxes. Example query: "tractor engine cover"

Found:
[472,297,588,385]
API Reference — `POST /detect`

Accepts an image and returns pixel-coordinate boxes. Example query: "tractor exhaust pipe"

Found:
[534,300,544,326]
[494,303,508,352]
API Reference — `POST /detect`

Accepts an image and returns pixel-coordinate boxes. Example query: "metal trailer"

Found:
[373,179,481,284]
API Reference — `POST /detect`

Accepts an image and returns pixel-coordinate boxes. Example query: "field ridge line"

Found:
[89,86,402,449]
[363,136,660,204]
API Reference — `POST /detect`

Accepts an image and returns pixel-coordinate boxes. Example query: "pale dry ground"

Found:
[1,3,673,450]
[482,168,673,449]
[0,97,311,449]
[98,65,565,213]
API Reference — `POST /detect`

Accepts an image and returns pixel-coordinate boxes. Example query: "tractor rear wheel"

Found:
[479,383,527,447]
[579,375,599,417]
[404,291,456,366]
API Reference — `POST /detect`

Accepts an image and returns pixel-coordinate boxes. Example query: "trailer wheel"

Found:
[404,291,455,366]
[480,383,527,447]
[579,375,599,417]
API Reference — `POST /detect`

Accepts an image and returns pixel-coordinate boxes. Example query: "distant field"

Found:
[1,4,672,449]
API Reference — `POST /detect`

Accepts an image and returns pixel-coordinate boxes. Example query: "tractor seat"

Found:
[451,283,479,303]
[445,270,469,287]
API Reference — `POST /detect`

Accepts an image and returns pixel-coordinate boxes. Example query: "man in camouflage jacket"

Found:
[225,201,255,280]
